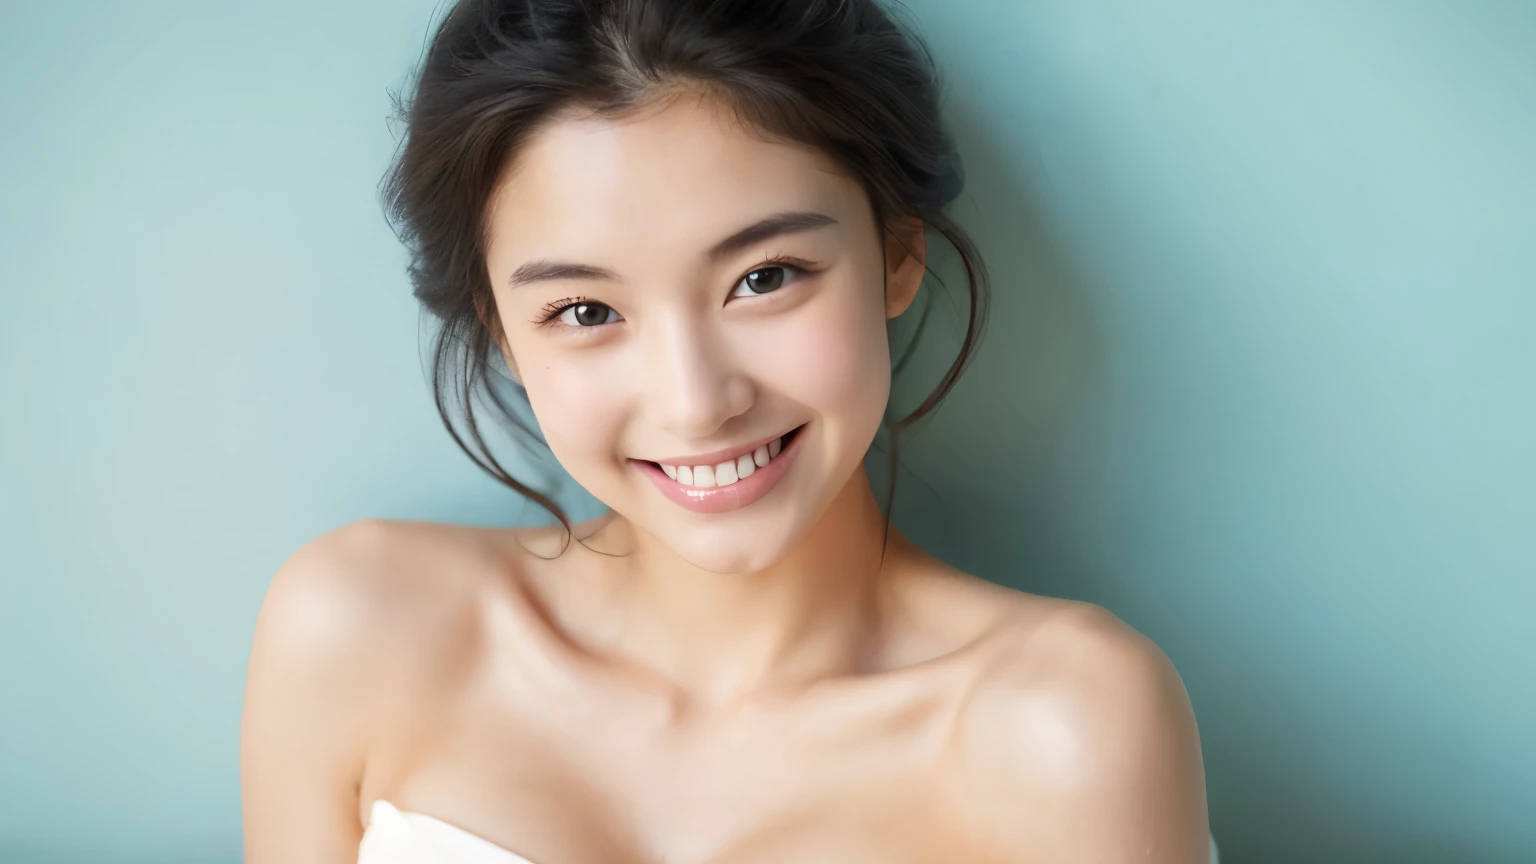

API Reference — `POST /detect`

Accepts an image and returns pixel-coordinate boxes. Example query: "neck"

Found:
[576,462,902,710]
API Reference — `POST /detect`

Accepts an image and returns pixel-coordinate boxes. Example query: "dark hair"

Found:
[381,0,990,555]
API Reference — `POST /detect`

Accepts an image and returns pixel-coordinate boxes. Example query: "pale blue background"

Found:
[1,1,1531,861]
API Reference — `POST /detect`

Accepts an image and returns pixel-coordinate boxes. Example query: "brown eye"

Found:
[731,262,803,299]
[743,266,786,294]
[577,298,611,321]
[545,300,620,328]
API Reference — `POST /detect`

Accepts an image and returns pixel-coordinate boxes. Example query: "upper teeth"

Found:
[660,436,785,488]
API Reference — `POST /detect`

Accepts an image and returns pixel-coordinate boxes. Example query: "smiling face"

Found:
[482,90,925,574]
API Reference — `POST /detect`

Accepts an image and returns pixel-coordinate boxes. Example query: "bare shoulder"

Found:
[243,519,513,749]
[252,518,505,666]
[241,518,520,859]
[961,599,1196,753]
[945,595,1209,862]
[245,515,599,705]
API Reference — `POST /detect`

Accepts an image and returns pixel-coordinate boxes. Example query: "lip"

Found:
[630,424,806,515]
[647,427,794,469]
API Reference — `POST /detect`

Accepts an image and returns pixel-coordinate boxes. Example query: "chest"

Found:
[367,680,981,864]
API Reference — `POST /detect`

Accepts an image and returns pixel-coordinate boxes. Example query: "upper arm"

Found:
[240,521,394,863]
[958,603,1210,863]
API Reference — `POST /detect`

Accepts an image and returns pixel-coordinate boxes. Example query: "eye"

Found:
[729,261,805,299]
[539,299,622,328]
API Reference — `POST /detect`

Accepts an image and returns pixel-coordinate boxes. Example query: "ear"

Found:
[883,216,927,320]
[474,289,521,384]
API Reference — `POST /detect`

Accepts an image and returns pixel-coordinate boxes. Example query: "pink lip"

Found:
[631,425,805,515]
[648,428,792,468]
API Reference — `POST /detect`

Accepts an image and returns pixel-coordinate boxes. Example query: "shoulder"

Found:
[950,600,1209,862]
[244,515,600,706]
[251,518,499,666]
[243,519,513,752]
[959,600,1198,763]
[241,518,513,855]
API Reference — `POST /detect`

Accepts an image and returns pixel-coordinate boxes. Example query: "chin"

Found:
[657,516,804,575]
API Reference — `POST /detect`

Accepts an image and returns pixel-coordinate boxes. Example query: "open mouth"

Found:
[635,423,808,514]
[651,423,804,489]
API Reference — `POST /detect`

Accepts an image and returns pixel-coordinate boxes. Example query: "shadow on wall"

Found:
[874,97,1114,605]
[873,99,1522,864]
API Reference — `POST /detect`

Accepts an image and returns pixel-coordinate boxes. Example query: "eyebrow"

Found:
[506,210,838,288]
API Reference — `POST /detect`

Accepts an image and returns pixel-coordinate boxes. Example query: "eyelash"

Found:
[532,254,816,329]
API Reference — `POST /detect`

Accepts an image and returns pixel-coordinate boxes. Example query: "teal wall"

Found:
[1,1,1530,861]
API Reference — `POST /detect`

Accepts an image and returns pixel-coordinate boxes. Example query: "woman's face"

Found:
[483,92,924,574]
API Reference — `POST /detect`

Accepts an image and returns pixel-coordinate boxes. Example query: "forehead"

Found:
[485,92,864,265]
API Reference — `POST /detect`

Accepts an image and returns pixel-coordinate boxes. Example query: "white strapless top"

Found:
[359,800,538,863]
[358,798,1221,863]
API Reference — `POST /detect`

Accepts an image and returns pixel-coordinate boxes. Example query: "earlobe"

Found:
[884,218,927,320]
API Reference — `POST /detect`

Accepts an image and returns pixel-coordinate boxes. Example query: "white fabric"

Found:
[358,799,538,864]
[358,797,1221,863]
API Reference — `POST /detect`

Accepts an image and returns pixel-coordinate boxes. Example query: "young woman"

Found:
[240,0,1214,861]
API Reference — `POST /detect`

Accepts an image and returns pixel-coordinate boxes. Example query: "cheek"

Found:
[768,278,891,418]
[518,349,630,470]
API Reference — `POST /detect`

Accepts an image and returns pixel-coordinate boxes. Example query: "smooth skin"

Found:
[241,88,1209,863]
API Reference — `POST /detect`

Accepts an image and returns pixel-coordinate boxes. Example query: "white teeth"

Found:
[715,460,738,486]
[658,433,792,488]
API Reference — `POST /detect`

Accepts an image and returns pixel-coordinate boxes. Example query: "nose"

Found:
[642,311,754,441]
